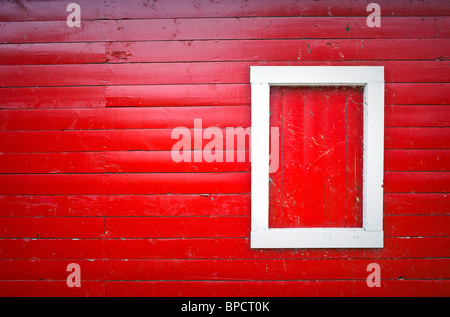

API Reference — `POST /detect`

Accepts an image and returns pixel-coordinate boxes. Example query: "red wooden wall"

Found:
[0,0,449,297]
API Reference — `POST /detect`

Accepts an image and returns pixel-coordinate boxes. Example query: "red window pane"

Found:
[269,86,364,228]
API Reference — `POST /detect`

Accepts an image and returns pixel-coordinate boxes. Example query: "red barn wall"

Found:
[0,0,449,297]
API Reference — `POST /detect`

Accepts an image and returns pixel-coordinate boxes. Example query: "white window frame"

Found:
[250,66,384,248]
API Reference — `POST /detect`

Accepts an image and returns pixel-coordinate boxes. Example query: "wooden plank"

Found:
[106,84,248,107]
[0,152,105,174]
[0,83,445,109]
[0,129,249,152]
[0,39,450,87]
[1,61,448,86]
[0,173,251,195]
[386,83,450,105]
[385,150,450,172]
[385,127,450,149]
[104,151,250,173]
[0,194,251,217]
[383,62,450,83]
[0,105,450,131]
[105,280,450,297]
[437,16,450,38]
[1,0,448,21]
[0,17,439,44]
[0,151,250,173]
[0,214,436,247]
[108,215,450,238]
[385,215,449,237]
[0,43,105,65]
[108,83,447,108]
[97,60,450,84]
[105,40,450,63]
[0,217,105,238]
[384,193,450,215]
[0,0,448,298]
[0,237,448,260]
[112,39,450,64]
[105,216,250,238]
[295,39,450,62]
[0,281,105,297]
[0,64,108,88]
[0,129,446,153]
[1,258,447,281]
[102,215,448,238]
[384,172,450,193]
[0,106,250,130]
[0,86,106,109]
[385,105,450,127]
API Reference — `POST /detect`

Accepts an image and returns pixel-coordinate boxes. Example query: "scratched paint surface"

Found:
[0,0,449,297]
[269,86,363,228]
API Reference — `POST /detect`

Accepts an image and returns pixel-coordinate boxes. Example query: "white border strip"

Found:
[250,66,384,249]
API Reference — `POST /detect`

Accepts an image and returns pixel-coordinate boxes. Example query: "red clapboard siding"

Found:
[1,259,448,281]
[106,84,248,107]
[384,172,450,193]
[385,106,450,127]
[0,151,250,174]
[437,16,450,37]
[1,127,444,153]
[0,173,251,195]
[385,128,450,149]
[0,0,449,298]
[385,83,450,105]
[1,83,447,109]
[0,129,250,152]
[0,86,106,109]
[105,216,250,238]
[1,61,449,87]
[0,106,250,130]
[0,194,251,217]
[1,237,449,260]
[0,217,105,238]
[0,152,106,174]
[103,151,249,173]
[0,43,106,65]
[0,105,450,131]
[385,150,450,172]
[0,281,105,297]
[109,39,450,63]
[0,193,447,218]
[2,105,449,132]
[104,280,450,297]
[384,193,450,215]
[109,83,449,107]
[101,215,448,238]
[385,215,450,237]
[0,17,439,44]
[2,171,448,195]
[1,0,449,21]
[104,40,450,63]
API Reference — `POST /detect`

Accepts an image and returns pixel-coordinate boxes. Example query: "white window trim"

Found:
[250,66,384,249]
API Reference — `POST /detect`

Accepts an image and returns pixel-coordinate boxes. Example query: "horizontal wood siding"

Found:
[0,0,448,297]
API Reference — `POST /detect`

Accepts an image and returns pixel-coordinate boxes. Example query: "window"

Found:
[250,66,384,248]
